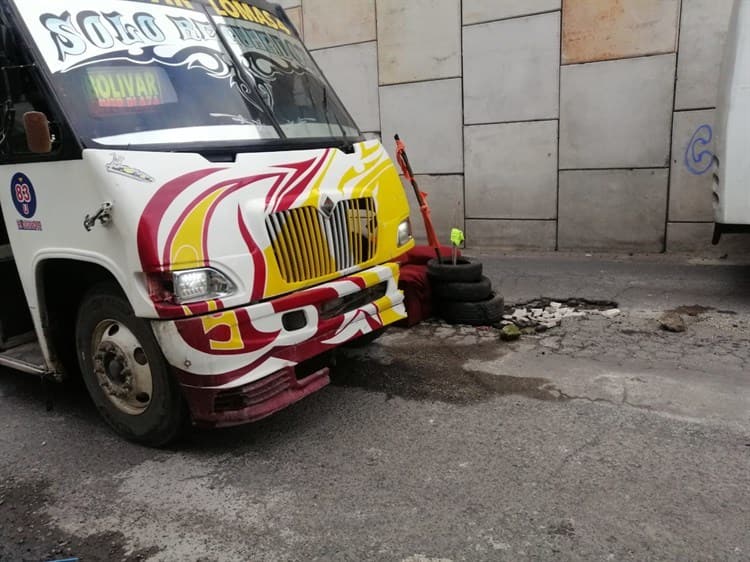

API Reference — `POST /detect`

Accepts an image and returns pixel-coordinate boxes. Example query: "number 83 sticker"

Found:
[10,172,37,218]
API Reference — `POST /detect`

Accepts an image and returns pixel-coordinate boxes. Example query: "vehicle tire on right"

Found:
[432,276,493,303]
[436,293,505,326]
[427,257,483,283]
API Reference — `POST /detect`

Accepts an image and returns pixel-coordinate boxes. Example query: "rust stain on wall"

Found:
[563,0,680,64]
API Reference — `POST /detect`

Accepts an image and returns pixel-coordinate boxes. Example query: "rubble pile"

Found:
[500,298,620,333]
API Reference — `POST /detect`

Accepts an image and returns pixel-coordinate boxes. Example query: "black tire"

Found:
[432,276,493,303]
[343,328,386,348]
[75,284,187,447]
[437,293,505,326]
[427,257,483,283]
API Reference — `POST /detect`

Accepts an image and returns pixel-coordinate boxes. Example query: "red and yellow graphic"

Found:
[138,140,413,424]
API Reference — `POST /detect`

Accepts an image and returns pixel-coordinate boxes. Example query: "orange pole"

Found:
[394,135,442,261]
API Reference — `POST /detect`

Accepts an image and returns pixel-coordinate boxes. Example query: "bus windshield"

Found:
[12,0,360,149]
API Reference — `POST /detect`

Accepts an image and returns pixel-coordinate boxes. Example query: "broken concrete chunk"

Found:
[659,312,686,333]
[599,309,621,318]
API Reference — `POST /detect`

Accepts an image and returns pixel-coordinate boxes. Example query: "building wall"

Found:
[278,0,737,253]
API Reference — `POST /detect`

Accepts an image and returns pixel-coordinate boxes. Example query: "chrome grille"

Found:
[266,198,378,284]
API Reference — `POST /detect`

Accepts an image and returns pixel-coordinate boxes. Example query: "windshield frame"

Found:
[7,0,364,154]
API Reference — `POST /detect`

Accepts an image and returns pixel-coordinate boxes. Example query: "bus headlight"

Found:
[397,219,413,247]
[172,268,235,304]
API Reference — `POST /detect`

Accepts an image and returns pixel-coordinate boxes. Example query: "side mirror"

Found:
[23,111,51,154]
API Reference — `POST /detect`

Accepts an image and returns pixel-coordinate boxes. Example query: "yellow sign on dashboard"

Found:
[86,66,177,110]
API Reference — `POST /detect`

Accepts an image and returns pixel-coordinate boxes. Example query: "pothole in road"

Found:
[668,305,714,317]
[333,300,626,406]
[333,339,561,404]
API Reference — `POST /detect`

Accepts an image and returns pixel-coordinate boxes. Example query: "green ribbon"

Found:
[450,228,465,247]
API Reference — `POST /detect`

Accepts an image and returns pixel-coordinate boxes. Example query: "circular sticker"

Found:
[10,173,37,219]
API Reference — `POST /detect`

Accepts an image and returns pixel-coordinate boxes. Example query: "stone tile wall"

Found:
[281,0,739,253]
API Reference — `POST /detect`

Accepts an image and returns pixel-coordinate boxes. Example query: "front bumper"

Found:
[152,263,405,427]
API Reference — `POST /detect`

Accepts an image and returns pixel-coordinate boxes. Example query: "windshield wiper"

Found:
[201,4,285,140]
[310,75,354,153]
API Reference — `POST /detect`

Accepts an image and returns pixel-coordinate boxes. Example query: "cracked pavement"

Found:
[1,253,749,561]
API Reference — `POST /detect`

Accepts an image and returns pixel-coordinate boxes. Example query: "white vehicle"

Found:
[0,0,414,445]
[713,0,750,241]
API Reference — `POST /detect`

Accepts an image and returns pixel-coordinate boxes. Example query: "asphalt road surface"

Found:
[1,254,749,561]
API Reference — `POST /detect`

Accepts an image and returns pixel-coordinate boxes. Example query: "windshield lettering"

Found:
[40,12,88,62]
[41,11,182,64]
[205,0,290,33]
[221,24,307,67]
[15,0,360,149]
[168,15,216,41]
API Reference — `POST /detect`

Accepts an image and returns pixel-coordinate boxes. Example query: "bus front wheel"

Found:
[75,284,187,447]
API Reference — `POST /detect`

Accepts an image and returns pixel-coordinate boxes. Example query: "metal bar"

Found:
[367,198,376,259]
[354,200,362,264]
[303,207,322,278]
[0,355,48,375]
[288,210,311,282]
[269,215,293,283]
[335,202,349,269]
[322,211,337,272]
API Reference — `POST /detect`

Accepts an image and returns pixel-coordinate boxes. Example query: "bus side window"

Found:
[6,68,52,155]
[0,20,54,159]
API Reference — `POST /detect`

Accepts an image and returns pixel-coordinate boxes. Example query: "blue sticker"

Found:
[10,172,37,218]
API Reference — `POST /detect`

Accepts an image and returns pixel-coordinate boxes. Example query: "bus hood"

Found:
[83,139,413,317]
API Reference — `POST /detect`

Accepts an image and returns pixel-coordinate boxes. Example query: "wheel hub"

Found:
[91,321,153,416]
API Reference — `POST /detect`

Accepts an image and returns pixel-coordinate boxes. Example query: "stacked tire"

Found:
[427,258,505,326]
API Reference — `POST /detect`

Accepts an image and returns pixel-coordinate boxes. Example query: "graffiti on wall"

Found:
[684,124,714,176]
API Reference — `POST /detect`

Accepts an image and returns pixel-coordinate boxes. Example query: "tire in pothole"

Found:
[432,276,493,303]
[427,257,483,283]
[437,293,505,326]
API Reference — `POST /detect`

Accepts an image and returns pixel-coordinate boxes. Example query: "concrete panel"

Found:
[465,121,558,219]
[562,0,680,64]
[464,12,560,124]
[463,0,561,25]
[669,110,716,222]
[312,42,380,132]
[403,175,464,244]
[285,6,303,38]
[276,0,300,8]
[560,55,675,169]
[559,170,668,251]
[380,79,463,174]
[675,0,734,110]
[465,220,557,250]
[303,0,375,50]
[377,0,461,85]
[666,223,750,255]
